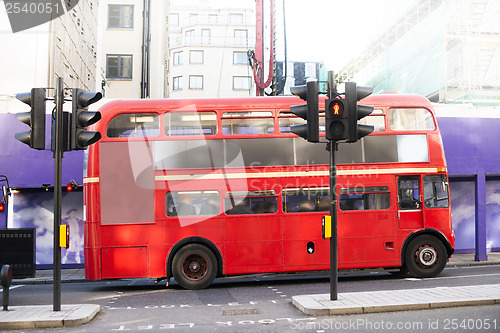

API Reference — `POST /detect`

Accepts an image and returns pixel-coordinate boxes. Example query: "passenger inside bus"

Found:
[226,200,252,214]
[174,194,197,216]
[297,200,315,212]
[252,201,276,213]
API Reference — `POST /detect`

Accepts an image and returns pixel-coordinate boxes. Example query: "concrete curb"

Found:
[292,284,500,316]
[0,304,100,329]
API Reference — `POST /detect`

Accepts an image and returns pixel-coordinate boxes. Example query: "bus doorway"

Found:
[397,176,423,230]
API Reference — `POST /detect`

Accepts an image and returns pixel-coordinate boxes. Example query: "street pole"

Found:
[53,77,63,311]
[327,71,338,301]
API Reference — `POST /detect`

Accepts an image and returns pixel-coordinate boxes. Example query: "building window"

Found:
[209,14,217,24]
[169,13,179,26]
[234,29,248,46]
[189,14,198,24]
[173,51,183,65]
[233,51,247,64]
[108,5,134,28]
[233,76,251,90]
[201,29,210,45]
[230,13,243,25]
[189,75,203,89]
[190,50,203,64]
[173,76,183,90]
[305,63,317,79]
[106,55,132,79]
[186,29,195,45]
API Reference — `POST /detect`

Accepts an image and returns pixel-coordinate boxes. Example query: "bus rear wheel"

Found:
[172,244,217,290]
[404,235,447,278]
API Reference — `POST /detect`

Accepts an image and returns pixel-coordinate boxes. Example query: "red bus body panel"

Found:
[84,94,454,281]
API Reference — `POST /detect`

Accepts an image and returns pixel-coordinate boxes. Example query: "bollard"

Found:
[1,265,12,311]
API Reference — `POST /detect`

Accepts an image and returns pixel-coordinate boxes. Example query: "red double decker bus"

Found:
[84,93,454,289]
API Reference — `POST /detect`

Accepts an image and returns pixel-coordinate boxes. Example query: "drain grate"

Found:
[220,308,260,316]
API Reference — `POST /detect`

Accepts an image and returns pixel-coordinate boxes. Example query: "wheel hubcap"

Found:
[415,244,438,269]
[182,254,208,281]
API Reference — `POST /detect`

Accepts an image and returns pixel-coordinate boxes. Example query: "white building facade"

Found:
[0,0,100,113]
[168,1,256,98]
[97,0,169,99]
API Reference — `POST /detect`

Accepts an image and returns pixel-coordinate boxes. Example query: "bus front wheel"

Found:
[172,244,217,290]
[404,235,447,278]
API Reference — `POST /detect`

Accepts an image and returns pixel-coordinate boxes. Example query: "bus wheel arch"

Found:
[401,231,450,278]
[166,237,223,287]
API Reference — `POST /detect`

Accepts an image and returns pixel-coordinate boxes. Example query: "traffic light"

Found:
[289,80,319,143]
[345,82,374,143]
[325,97,347,141]
[66,181,77,192]
[71,88,102,150]
[15,88,46,150]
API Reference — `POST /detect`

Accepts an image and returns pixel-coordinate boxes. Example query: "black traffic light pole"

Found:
[327,71,338,301]
[14,78,103,312]
[53,77,64,311]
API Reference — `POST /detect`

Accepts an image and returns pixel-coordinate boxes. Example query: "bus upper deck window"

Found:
[359,109,385,131]
[107,113,160,138]
[221,111,274,135]
[165,111,217,136]
[279,110,326,133]
[388,108,435,131]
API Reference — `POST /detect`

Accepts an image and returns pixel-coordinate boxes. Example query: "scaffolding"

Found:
[337,0,500,106]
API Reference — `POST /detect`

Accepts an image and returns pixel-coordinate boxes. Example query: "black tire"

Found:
[172,244,217,290]
[404,235,447,278]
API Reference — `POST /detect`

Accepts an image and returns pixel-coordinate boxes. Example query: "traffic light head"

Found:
[289,80,319,143]
[345,82,374,143]
[15,88,46,150]
[71,89,102,150]
[325,98,347,141]
[66,181,77,192]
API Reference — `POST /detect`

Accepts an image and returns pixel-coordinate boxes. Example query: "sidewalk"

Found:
[292,252,500,315]
[292,284,500,315]
[1,253,499,328]
[0,304,100,329]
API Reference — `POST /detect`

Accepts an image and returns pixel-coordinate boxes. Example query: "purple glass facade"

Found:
[438,116,500,259]
[0,114,84,189]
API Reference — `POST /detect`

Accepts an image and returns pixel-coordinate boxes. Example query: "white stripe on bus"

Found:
[155,167,443,181]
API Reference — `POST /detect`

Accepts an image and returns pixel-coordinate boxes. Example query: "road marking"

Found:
[0,285,23,291]
[112,317,318,330]
[423,272,500,281]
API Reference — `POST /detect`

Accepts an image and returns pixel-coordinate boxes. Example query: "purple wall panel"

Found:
[0,114,84,188]
[438,117,500,176]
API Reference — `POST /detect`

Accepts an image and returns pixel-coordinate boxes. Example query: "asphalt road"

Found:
[6,265,500,332]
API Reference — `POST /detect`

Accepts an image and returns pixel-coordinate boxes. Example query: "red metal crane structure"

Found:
[249,0,275,96]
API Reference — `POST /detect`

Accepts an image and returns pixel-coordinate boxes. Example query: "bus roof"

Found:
[97,93,433,118]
